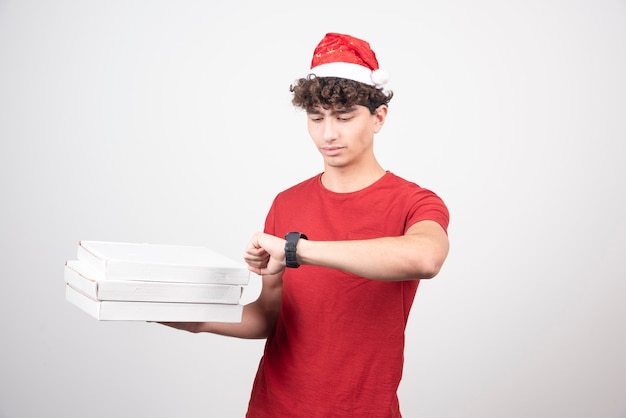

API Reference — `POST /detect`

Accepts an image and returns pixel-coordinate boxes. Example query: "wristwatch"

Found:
[285,232,308,268]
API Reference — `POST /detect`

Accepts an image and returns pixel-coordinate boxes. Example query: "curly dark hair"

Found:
[290,76,393,114]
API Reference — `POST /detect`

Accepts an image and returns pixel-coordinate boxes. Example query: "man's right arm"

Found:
[159,272,282,339]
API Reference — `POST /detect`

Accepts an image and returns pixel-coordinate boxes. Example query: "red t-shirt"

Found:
[246,172,449,418]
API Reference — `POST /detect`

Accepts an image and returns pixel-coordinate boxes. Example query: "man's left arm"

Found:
[244,220,449,281]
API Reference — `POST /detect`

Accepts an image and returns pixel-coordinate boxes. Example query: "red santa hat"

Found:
[307,33,390,88]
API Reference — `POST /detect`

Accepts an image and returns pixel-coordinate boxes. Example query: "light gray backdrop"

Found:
[1,1,625,417]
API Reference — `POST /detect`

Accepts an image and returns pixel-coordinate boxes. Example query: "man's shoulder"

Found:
[383,172,446,204]
[278,173,322,196]
[381,171,424,190]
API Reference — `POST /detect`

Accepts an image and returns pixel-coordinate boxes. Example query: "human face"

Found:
[306,105,386,169]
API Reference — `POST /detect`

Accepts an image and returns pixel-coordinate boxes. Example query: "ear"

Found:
[373,105,388,134]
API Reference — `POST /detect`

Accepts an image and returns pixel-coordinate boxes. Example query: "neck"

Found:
[321,161,386,193]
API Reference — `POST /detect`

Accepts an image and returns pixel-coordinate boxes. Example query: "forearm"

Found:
[160,273,282,339]
[191,299,279,338]
[159,301,277,339]
[297,221,449,281]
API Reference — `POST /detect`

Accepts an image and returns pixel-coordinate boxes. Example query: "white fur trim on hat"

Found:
[307,62,389,88]
[371,69,390,87]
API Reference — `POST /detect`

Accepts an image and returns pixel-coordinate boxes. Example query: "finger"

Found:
[244,252,269,265]
[247,266,263,275]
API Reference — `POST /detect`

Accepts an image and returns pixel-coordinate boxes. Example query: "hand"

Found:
[155,322,202,332]
[244,232,286,276]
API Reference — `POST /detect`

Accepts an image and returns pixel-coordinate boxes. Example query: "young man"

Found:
[164,33,449,417]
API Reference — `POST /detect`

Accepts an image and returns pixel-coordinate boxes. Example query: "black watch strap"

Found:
[285,232,308,268]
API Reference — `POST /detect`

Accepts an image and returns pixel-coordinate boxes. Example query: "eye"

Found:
[338,116,352,122]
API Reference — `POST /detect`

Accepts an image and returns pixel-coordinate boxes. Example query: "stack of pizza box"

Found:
[64,240,250,322]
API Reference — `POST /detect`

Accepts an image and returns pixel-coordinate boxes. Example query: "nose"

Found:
[322,118,338,143]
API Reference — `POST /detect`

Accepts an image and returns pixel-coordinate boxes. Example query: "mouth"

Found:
[321,146,343,157]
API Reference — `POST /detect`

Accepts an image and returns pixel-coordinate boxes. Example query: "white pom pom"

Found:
[371,69,390,87]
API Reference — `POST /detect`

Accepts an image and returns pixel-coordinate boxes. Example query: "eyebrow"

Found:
[307,107,358,116]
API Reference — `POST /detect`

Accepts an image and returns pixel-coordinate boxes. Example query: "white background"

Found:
[1,1,625,417]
